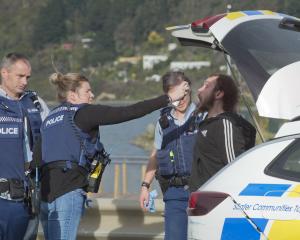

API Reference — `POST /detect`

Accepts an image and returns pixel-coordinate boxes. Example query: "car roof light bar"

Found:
[191,14,226,33]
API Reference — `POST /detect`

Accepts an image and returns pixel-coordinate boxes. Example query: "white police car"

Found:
[168,10,300,240]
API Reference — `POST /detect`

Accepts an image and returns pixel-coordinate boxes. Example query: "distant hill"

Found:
[0,0,299,100]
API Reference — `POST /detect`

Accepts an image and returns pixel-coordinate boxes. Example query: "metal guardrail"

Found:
[99,155,162,199]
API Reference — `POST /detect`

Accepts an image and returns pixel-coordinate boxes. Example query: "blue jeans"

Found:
[163,187,189,240]
[0,198,29,240]
[40,189,86,240]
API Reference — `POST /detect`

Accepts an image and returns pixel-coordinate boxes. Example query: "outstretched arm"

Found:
[75,81,189,132]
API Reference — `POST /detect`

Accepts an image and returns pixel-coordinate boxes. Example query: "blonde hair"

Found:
[49,72,89,102]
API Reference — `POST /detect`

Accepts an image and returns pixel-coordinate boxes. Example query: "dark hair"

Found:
[1,52,30,69]
[162,71,191,93]
[212,73,239,112]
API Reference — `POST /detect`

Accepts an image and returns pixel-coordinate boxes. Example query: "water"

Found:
[100,110,159,157]
[98,110,162,197]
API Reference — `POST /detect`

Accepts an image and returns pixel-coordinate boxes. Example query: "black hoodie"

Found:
[189,112,256,192]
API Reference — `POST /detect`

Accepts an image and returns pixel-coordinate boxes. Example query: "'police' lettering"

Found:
[46,115,64,127]
[0,127,18,135]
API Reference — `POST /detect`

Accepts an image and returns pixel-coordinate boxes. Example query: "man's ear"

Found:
[1,68,8,80]
[215,90,224,99]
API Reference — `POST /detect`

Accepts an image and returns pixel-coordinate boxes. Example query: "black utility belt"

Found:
[0,178,25,199]
[159,175,190,187]
[42,161,87,172]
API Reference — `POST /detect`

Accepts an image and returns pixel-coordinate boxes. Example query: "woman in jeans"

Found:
[37,72,188,239]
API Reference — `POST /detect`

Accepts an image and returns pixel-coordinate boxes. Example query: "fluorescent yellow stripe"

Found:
[268,220,300,239]
[288,185,300,197]
[226,12,245,20]
[165,25,190,31]
[260,10,276,15]
[166,26,177,31]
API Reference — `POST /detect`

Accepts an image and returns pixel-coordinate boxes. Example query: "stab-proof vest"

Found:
[156,107,204,177]
[0,92,42,180]
[41,103,99,168]
[20,91,43,149]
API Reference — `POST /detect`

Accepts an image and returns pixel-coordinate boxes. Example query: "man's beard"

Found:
[198,92,215,112]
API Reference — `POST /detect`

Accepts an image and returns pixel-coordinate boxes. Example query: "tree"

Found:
[32,0,67,49]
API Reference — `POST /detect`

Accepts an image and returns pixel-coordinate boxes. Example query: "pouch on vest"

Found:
[156,149,176,176]
[0,181,9,193]
[9,179,25,199]
[159,114,169,129]
[158,106,173,130]
[25,169,40,216]
[86,140,111,193]
[155,172,169,194]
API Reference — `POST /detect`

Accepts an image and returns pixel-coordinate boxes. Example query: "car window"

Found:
[265,138,300,182]
[222,18,300,100]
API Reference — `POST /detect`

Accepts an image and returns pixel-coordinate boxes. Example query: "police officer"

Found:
[0,53,49,240]
[37,72,188,239]
[139,71,205,240]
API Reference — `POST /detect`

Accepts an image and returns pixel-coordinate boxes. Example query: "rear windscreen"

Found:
[222,18,300,100]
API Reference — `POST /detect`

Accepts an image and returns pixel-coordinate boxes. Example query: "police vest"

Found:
[156,107,203,176]
[0,92,42,180]
[41,103,99,168]
[20,91,43,149]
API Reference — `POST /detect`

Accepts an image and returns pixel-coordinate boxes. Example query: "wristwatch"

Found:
[141,181,150,189]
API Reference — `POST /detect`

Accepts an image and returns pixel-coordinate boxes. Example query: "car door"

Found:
[220,138,300,240]
[170,11,300,120]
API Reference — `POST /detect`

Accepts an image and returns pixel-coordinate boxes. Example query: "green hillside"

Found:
[0,0,299,101]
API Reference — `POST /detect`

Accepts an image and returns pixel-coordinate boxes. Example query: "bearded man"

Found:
[189,74,256,192]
